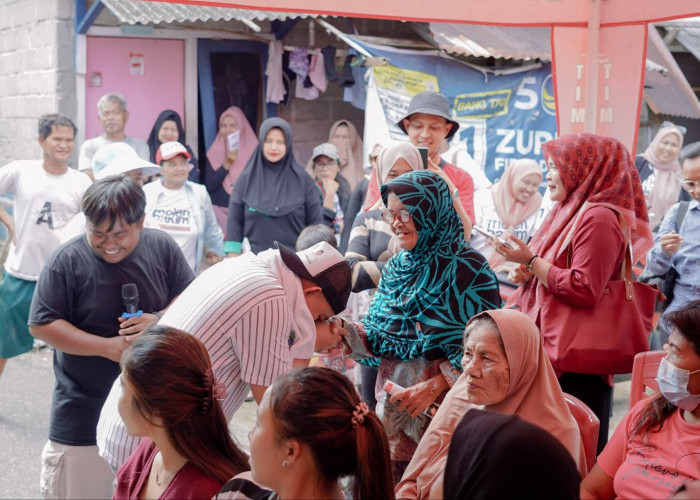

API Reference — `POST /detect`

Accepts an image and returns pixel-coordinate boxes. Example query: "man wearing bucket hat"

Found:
[399,91,475,229]
[92,142,161,183]
[97,240,352,471]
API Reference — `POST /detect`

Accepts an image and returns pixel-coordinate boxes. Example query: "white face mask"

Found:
[657,357,700,411]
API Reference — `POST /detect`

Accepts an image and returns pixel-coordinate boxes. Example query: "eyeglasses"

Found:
[381,209,411,224]
[314,161,337,169]
[681,179,700,192]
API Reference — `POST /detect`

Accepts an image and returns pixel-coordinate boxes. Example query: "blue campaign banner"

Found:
[359,41,557,183]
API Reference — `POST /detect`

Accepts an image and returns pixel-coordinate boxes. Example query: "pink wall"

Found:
[85,37,185,142]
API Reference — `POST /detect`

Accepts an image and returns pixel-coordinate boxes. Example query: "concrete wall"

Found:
[0,0,76,167]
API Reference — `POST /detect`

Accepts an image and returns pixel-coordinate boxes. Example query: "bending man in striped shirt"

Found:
[97,241,351,470]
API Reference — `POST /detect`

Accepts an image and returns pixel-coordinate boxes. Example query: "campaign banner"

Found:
[361,42,557,183]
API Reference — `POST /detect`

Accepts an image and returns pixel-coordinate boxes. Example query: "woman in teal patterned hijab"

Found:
[340,169,500,474]
[364,169,500,368]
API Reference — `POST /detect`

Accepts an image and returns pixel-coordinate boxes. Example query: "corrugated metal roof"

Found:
[427,22,700,118]
[101,0,319,25]
[428,23,551,61]
[645,25,700,119]
[676,26,700,62]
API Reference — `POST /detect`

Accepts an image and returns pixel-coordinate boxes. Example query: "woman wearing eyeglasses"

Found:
[338,169,501,481]
[581,300,700,500]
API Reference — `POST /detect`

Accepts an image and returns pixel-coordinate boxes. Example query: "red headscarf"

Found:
[205,106,258,195]
[506,133,653,317]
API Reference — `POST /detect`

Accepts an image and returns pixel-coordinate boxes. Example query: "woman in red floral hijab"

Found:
[495,133,653,454]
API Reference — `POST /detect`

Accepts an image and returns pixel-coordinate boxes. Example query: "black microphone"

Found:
[122,283,139,315]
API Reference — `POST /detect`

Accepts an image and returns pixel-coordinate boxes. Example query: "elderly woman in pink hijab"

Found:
[395,309,586,499]
[635,121,685,228]
[470,159,543,271]
[204,106,258,236]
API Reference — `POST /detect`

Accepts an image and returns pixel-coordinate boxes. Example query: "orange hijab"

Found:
[205,107,258,195]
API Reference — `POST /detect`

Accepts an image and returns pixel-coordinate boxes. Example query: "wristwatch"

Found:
[451,188,459,200]
[526,254,539,272]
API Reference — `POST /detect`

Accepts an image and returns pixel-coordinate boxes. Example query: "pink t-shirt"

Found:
[598,398,700,499]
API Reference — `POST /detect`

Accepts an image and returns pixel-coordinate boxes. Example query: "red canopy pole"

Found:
[584,0,600,133]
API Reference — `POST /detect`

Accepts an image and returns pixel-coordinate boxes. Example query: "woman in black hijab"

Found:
[224,117,323,255]
[147,110,199,182]
[443,410,580,500]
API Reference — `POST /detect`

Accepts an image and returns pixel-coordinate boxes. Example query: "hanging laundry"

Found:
[289,47,310,79]
[321,45,338,82]
[308,49,327,92]
[265,40,286,104]
[339,54,356,87]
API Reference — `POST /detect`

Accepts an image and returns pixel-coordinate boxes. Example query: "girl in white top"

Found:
[144,142,224,273]
[471,159,544,270]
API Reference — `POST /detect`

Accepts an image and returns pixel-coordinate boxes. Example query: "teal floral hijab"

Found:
[361,170,500,369]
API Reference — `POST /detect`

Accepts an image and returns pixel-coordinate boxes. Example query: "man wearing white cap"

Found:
[97,240,352,471]
[0,114,91,380]
[143,142,224,273]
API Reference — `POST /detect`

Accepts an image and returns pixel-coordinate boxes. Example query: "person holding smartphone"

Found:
[204,106,258,237]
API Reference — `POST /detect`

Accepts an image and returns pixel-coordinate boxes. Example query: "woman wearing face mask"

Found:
[581,300,700,500]
[470,158,544,271]
[225,117,322,256]
[635,121,685,228]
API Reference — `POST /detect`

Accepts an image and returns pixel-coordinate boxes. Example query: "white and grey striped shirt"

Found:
[97,253,296,469]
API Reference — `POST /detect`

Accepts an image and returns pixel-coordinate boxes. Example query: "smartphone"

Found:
[417,147,429,169]
[226,130,240,152]
[472,225,516,249]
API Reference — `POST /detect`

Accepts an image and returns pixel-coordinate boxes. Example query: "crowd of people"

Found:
[0,88,699,500]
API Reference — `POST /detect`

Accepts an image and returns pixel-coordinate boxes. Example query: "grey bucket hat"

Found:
[397,91,460,139]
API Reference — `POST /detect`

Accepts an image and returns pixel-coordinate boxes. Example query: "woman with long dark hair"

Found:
[217,367,394,499]
[581,300,700,499]
[113,326,249,499]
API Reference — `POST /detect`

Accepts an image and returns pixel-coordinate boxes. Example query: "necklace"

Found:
[154,452,181,487]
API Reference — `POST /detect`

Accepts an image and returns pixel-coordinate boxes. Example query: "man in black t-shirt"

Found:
[29,176,193,499]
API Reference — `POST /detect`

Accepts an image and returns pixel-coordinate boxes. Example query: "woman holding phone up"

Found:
[204,107,258,237]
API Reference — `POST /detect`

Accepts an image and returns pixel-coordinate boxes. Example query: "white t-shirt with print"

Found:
[470,187,544,261]
[0,160,92,280]
[145,185,198,271]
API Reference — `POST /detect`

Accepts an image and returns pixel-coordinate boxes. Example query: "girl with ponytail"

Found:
[113,326,249,499]
[216,366,395,499]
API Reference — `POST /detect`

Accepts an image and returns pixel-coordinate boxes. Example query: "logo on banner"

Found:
[453,90,511,119]
[541,74,556,116]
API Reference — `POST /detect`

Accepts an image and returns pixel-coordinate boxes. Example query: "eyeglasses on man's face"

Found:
[681,179,700,192]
